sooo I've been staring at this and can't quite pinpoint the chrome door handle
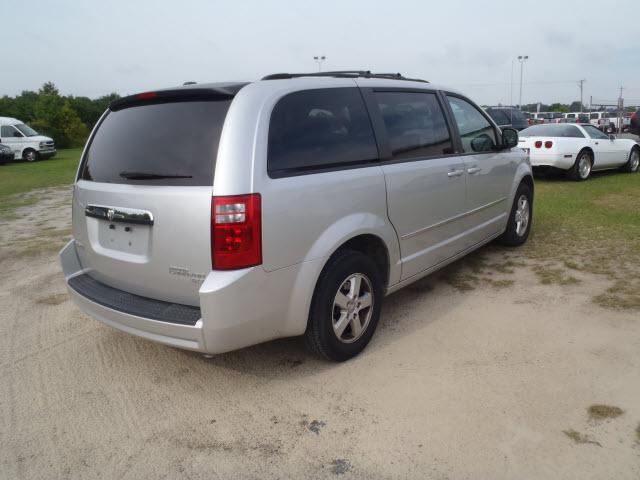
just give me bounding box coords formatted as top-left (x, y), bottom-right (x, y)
top-left (447, 169), bottom-right (464, 177)
top-left (467, 167), bottom-right (482, 174)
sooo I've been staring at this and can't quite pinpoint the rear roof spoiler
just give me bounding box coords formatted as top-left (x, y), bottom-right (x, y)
top-left (109, 84), bottom-right (247, 111)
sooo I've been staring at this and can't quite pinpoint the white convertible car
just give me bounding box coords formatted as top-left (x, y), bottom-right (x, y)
top-left (518, 123), bottom-right (640, 180)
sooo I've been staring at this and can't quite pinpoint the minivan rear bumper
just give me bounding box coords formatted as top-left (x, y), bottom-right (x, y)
top-left (60, 240), bottom-right (206, 351)
top-left (60, 240), bottom-right (321, 354)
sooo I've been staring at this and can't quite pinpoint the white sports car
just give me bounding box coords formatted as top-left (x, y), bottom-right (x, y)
top-left (518, 123), bottom-right (640, 181)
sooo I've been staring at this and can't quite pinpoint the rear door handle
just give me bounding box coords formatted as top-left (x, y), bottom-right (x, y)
top-left (467, 167), bottom-right (482, 174)
top-left (447, 169), bottom-right (464, 177)
top-left (85, 205), bottom-right (154, 226)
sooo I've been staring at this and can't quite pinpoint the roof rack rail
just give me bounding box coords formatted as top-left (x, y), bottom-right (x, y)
top-left (261, 70), bottom-right (429, 83)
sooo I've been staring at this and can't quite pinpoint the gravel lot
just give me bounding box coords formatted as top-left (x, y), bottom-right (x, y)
top-left (1, 187), bottom-right (639, 479)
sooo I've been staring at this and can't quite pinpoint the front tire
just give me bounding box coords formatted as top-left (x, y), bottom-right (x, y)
top-left (305, 250), bottom-right (383, 362)
top-left (567, 149), bottom-right (592, 181)
top-left (621, 146), bottom-right (640, 173)
top-left (497, 182), bottom-right (532, 247)
top-left (22, 149), bottom-right (38, 162)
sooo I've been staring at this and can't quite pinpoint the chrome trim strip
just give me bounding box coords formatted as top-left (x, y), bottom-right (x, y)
top-left (401, 197), bottom-right (507, 239)
top-left (85, 204), bottom-right (154, 225)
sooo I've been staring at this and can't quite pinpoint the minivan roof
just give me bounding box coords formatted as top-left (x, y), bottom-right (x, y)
top-left (109, 74), bottom-right (467, 112)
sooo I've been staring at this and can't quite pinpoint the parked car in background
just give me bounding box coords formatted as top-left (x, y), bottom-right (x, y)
top-left (531, 112), bottom-right (564, 124)
top-left (598, 112), bottom-right (630, 133)
top-left (60, 71), bottom-right (532, 361)
top-left (0, 117), bottom-right (56, 162)
top-left (564, 112), bottom-right (590, 124)
top-left (484, 107), bottom-right (528, 130)
top-left (518, 123), bottom-right (639, 181)
top-left (0, 144), bottom-right (15, 164)
top-left (630, 108), bottom-right (640, 135)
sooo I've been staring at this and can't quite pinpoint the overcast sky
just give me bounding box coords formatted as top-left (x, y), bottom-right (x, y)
top-left (3, 0), bottom-right (639, 106)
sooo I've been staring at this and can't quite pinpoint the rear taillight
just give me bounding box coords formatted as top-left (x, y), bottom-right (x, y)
top-left (534, 141), bottom-right (542, 148)
top-left (545, 141), bottom-right (553, 148)
top-left (211, 194), bottom-right (262, 270)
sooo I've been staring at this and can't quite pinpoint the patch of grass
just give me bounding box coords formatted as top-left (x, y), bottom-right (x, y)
top-left (442, 272), bottom-right (478, 291)
top-left (593, 280), bottom-right (640, 311)
top-left (0, 149), bottom-right (81, 202)
top-left (36, 293), bottom-right (68, 305)
top-left (39, 227), bottom-right (73, 238)
top-left (0, 195), bottom-right (39, 220)
top-left (533, 266), bottom-right (581, 286)
top-left (484, 278), bottom-right (515, 288)
top-left (563, 429), bottom-right (601, 447)
top-left (587, 404), bottom-right (624, 420)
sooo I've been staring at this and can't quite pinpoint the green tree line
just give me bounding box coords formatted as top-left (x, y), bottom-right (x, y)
top-left (0, 82), bottom-right (119, 148)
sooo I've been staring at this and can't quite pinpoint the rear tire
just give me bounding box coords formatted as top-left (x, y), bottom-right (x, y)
top-left (621, 146), bottom-right (640, 173)
top-left (567, 149), bottom-right (592, 181)
top-left (304, 250), bottom-right (383, 362)
top-left (497, 182), bottom-right (532, 247)
top-left (22, 149), bottom-right (38, 162)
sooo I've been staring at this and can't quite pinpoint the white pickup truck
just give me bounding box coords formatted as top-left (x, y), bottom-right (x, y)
top-left (0, 117), bottom-right (56, 161)
top-left (589, 111), bottom-right (630, 133)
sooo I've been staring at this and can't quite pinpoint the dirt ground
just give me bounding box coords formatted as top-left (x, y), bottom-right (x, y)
top-left (1, 187), bottom-right (639, 479)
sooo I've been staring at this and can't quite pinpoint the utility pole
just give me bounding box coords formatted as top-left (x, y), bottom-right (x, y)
top-left (313, 55), bottom-right (326, 72)
top-left (578, 79), bottom-right (586, 112)
top-left (517, 55), bottom-right (528, 108)
top-left (618, 86), bottom-right (624, 134)
top-left (510, 59), bottom-right (514, 106)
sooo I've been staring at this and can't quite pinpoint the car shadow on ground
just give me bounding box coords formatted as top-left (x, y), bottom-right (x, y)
top-left (96, 244), bottom-right (506, 381)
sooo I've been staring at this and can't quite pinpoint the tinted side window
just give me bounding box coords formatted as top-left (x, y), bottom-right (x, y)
top-left (374, 91), bottom-right (453, 160)
top-left (447, 96), bottom-right (497, 153)
top-left (267, 88), bottom-right (378, 175)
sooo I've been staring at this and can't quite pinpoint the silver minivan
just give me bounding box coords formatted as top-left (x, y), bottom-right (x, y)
top-left (60, 71), bottom-right (533, 361)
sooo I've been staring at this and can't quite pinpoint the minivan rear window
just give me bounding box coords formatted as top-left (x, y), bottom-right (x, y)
top-left (80, 100), bottom-right (231, 186)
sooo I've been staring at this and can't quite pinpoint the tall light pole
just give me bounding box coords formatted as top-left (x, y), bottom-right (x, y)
top-left (578, 79), bottom-right (586, 112)
top-left (510, 59), bottom-right (514, 106)
top-left (517, 55), bottom-right (528, 108)
top-left (313, 55), bottom-right (326, 72)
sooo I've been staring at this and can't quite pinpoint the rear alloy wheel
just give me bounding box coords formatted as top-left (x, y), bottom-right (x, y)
top-left (568, 150), bottom-right (592, 181)
top-left (305, 250), bottom-right (383, 361)
top-left (23, 149), bottom-right (38, 162)
top-left (497, 182), bottom-right (532, 247)
top-left (621, 147), bottom-right (640, 173)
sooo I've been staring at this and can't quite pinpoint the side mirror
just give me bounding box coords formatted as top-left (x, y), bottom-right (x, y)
top-left (501, 128), bottom-right (519, 149)
top-left (608, 134), bottom-right (616, 141)
top-left (13, 131), bottom-right (23, 138)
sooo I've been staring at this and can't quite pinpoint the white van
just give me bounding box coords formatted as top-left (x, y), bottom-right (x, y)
top-left (0, 117), bottom-right (56, 161)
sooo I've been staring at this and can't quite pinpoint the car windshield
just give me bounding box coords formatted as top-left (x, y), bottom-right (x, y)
top-left (581, 125), bottom-right (610, 139)
top-left (519, 124), bottom-right (584, 138)
top-left (14, 124), bottom-right (39, 137)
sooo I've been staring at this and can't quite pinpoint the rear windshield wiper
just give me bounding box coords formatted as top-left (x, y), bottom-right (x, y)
top-left (119, 171), bottom-right (193, 180)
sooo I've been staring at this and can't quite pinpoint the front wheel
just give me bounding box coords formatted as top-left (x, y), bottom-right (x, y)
top-left (305, 250), bottom-right (383, 361)
top-left (497, 182), bottom-right (532, 247)
top-left (22, 149), bottom-right (38, 162)
top-left (621, 146), bottom-right (640, 173)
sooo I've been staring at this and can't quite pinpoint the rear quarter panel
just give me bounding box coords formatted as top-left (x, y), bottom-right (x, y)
top-left (218, 80), bottom-right (401, 285)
